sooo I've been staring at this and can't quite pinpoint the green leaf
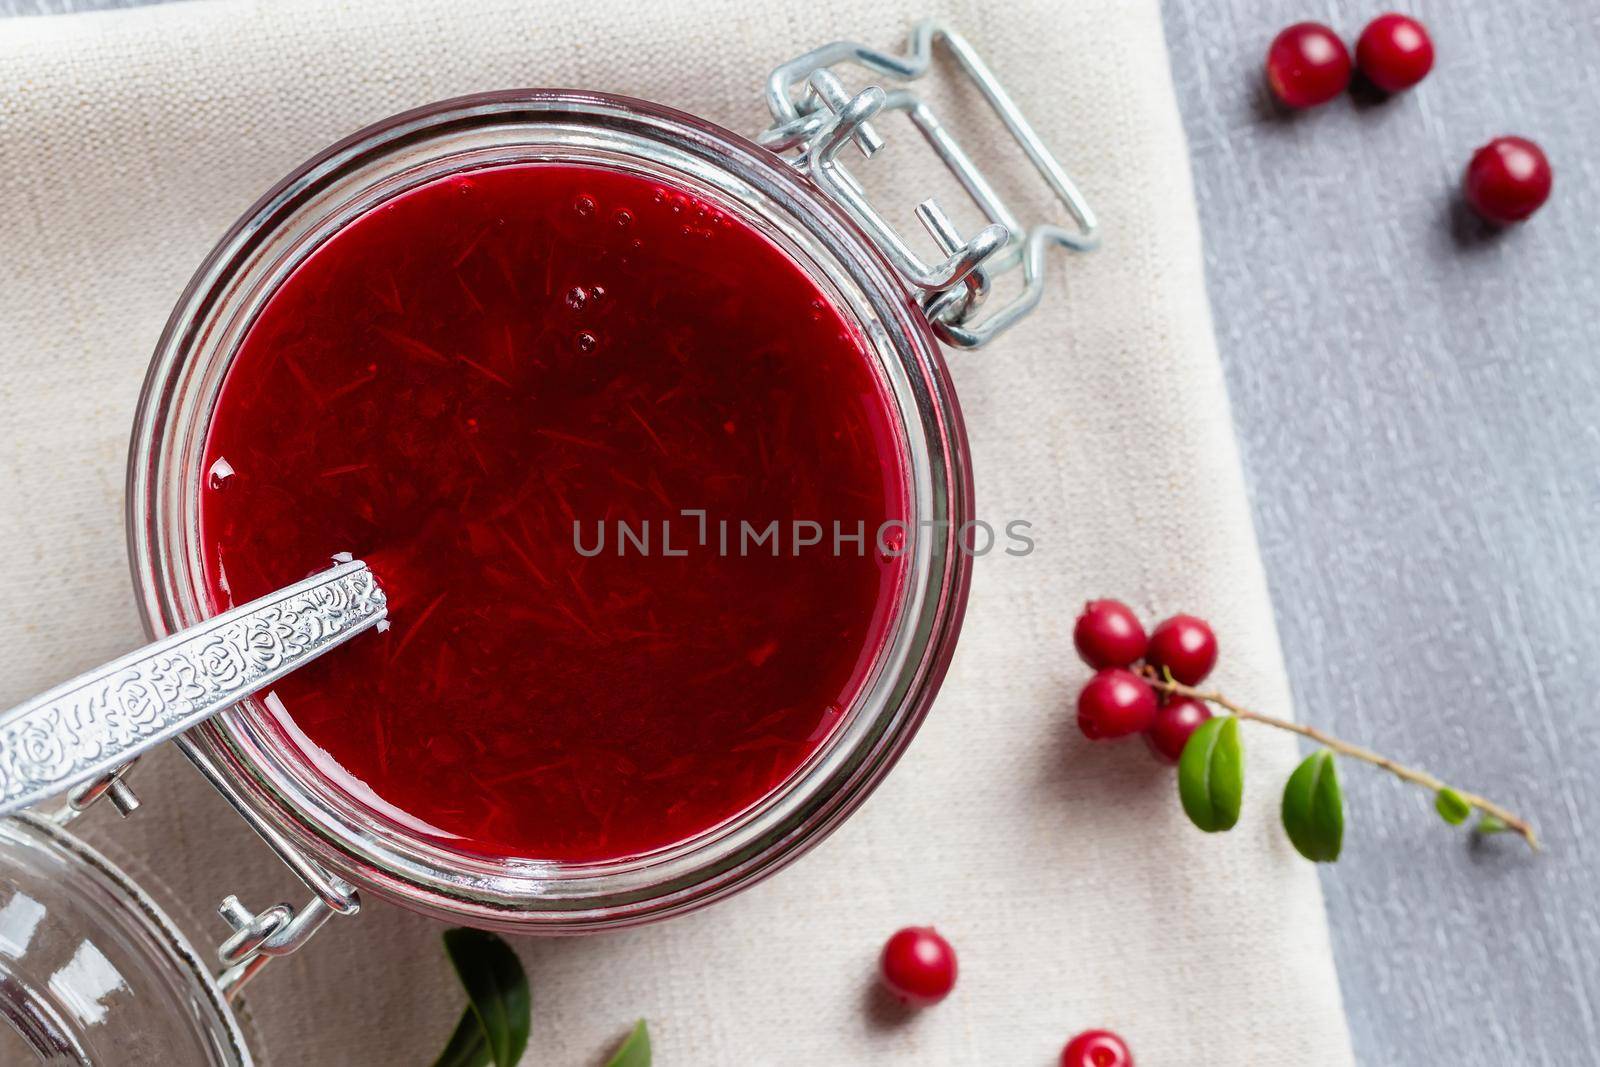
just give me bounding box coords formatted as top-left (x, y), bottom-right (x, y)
top-left (1475, 814), bottom-right (1510, 835)
top-left (1178, 715), bottom-right (1243, 833)
top-left (442, 928), bottom-right (530, 1067)
top-left (432, 1008), bottom-right (492, 1067)
top-left (605, 1020), bottom-right (652, 1067)
top-left (1281, 750), bottom-right (1344, 862)
top-left (1435, 787), bottom-right (1472, 826)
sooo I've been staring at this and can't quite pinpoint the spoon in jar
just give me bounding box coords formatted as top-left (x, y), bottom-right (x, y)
top-left (0, 558), bottom-right (387, 818)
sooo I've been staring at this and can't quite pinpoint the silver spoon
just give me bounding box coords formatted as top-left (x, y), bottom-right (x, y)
top-left (0, 559), bottom-right (387, 817)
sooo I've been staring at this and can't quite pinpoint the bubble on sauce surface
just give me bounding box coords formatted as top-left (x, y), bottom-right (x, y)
top-left (207, 456), bottom-right (235, 489)
top-left (878, 525), bottom-right (908, 562)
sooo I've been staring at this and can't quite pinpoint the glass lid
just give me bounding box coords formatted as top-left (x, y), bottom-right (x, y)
top-left (0, 814), bottom-right (251, 1066)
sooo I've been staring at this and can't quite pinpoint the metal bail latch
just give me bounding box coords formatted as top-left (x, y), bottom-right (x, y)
top-left (179, 735), bottom-right (363, 999)
top-left (758, 19), bottom-right (1099, 349)
top-left (45, 742), bottom-right (360, 1000)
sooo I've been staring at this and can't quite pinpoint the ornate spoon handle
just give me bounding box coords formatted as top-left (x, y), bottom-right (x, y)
top-left (0, 560), bottom-right (387, 817)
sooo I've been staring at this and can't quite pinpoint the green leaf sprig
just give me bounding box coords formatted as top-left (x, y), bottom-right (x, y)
top-left (1281, 750), bottom-right (1343, 862)
top-left (605, 1020), bottom-right (653, 1067)
top-left (434, 929), bottom-right (531, 1067)
top-left (431, 930), bottom-right (653, 1067)
top-left (1144, 668), bottom-right (1539, 857)
top-left (1178, 716), bottom-right (1243, 832)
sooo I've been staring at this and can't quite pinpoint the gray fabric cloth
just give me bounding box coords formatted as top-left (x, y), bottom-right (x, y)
top-left (0, 0), bottom-right (1353, 1061)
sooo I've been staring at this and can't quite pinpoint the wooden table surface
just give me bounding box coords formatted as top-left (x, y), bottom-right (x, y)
top-left (4, 1), bottom-right (1597, 1063)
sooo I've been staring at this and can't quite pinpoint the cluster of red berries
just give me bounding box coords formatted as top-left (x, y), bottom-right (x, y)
top-left (878, 927), bottom-right (1134, 1065)
top-left (1267, 15), bottom-right (1432, 108)
top-left (1073, 601), bottom-right (1217, 763)
top-left (1265, 14), bottom-right (1552, 225)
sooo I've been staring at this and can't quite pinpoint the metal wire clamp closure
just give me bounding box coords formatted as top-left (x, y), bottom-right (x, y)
top-left (759, 19), bottom-right (1100, 349)
top-left (29, 561), bottom-right (380, 998)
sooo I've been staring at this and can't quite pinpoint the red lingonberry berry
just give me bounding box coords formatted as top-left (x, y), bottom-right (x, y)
top-left (1146, 615), bottom-right (1218, 686)
top-left (1266, 23), bottom-right (1351, 109)
top-left (1061, 1029), bottom-right (1135, 1067)
top-left (1463, 136), bottom-right (1552, 224)
top-left (1077, 669), bottom-right (1158, 740)
top-left (1073, 599), bottom-right (1147, 669)
top-left (1355, 13), bottom-right (1434, 93)
top-left (1144, 697), bottom-right (1213, 764)
top-left (879, 927), bottom-right (957, 1007)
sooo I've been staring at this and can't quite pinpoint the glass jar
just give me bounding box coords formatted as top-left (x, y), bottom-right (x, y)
top-left (0, 814), bottom-right (252, 1065)
top-left (0, 21), bottom-right (1098, 1062)
top-left (116, 19), bottom-right (1095, 956)
top-left (127, 89), bottom-right (972, 932)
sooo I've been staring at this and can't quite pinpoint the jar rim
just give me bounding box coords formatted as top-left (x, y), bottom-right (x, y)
top-left (127, 89), bottom-right (972, 930)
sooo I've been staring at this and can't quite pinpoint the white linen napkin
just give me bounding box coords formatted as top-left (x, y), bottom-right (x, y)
top-left (0, 0), bottom-right (1354, 1062)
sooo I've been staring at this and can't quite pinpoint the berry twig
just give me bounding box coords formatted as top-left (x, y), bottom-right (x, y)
top-left (1139, 667), bottom-right (1540, 852)
top-left (1074, 600), bottom-right (1539, 861)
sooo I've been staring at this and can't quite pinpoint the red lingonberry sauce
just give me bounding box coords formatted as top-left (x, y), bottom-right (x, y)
top-left (199, 163), bottom-right (909, 862)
